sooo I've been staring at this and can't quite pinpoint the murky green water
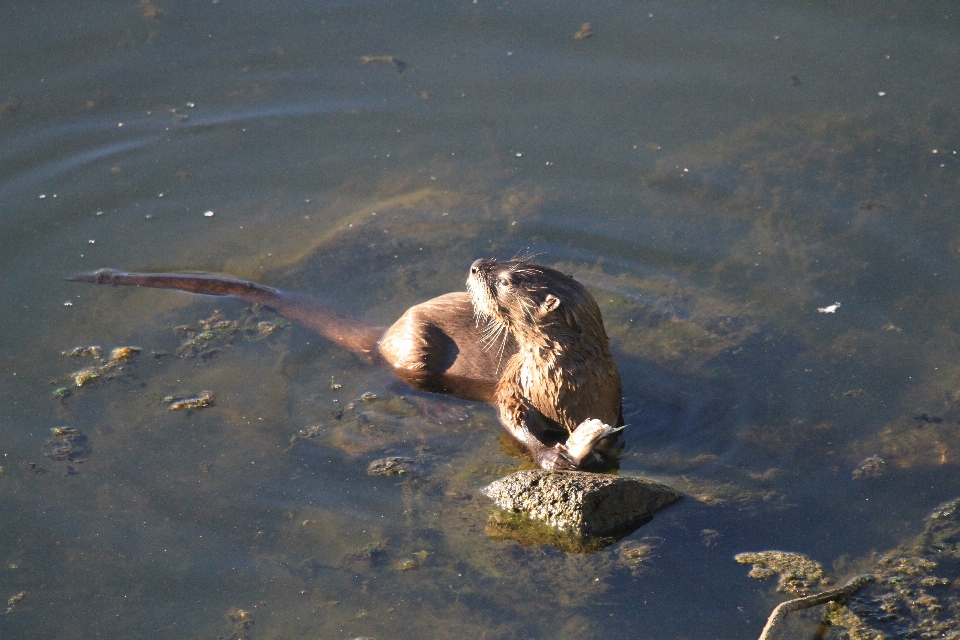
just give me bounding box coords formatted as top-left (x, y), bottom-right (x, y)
top-left (2, 1), bottom-right (960, 638)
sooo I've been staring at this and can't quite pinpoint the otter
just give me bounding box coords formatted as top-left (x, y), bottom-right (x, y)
top-left (68, 259), bottom-right (623, 469)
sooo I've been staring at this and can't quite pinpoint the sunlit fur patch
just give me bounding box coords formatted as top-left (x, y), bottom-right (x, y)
top-left (468, 258), bottom-right (601, 343)
top-left (466, 260), bottom-right (513, 372)
top-left (468, 256), bottom-right (622, 446)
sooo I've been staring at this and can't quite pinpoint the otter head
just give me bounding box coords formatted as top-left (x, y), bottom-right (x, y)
top-left (466, 258), bottom-right (602, 345)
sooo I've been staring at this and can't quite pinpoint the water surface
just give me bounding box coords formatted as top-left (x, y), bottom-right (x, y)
top-left (2, 1), bottom-right (959, 638)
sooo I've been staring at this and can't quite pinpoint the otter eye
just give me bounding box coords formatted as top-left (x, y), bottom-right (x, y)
top-left (497, 274), bottom-right (511, 288)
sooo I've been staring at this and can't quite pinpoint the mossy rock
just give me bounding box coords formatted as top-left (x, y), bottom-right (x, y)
top-left (482, 470), bottom-right (681, 545)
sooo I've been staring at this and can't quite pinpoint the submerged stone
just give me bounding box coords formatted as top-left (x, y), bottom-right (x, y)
top-left (482, 470), bottom-right (680, 539)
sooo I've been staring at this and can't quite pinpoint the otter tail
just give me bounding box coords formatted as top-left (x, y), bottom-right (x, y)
top-left (67, 268), bottom-right (387, 361)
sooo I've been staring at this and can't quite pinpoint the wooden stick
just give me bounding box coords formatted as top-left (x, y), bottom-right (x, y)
top-left (757, 574), bottom-right (874, 640)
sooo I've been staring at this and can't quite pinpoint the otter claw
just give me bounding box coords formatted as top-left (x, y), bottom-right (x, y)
top-left (536, 446), bottom-right (577, 470)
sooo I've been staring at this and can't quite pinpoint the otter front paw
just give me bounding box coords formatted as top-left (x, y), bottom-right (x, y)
top-left (535, 445), bottom-right (577, 470)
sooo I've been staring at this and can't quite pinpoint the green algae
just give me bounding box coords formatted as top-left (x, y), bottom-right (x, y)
top-left (803, 498), bottom-right (960, 639)
top-left (736, 550), bottom-right (827, 596)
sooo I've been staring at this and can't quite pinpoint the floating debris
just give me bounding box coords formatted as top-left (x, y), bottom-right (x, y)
top-left (852, 455), bottom-right (886, 479)
top-left (367, 456), bottom-right (416, 476)
top-left (345, 540), bottom-right (389, 566)
top-left (62, 346), bottom-right (102, 358)
top-left (108, 346), bottom-right (139, 362)
top-left (394, 550), bottom-right (428, 571)
top-left (822, 497), bottom-right (960, 638)
top-left (617, 539), bottom-right (658, 576)
top-left (842, 389), bottom-right (866, 398)
top-left (42, 427), bottom-right (90, 465)
top-left (69, 367), bottom-right (100, 386)
top-left (175, 309), bottom-right (286, 358)
top-left (734, 551), bottom-right (826, 595)
top-left (360, 55), bottom-right (407, 73)
top-left (163, 390), bottom-right (214, 410)
top-left (4, 591), bottom-right (25, 614)
top-left (21, 462), bottom-right (46, 474)
top-left (285, 424), bottom-right (324, 451)
top-left (61, 346), bottom-right (141, 388)
top-left (359, 391), bottom-right (378, 403)
top-left (758, 574), bottom-right (873, 640)
top-left (701, 529), bottom-right (721, 547)
top-left (817, 302), bottom-right (841, 314)
top-left (573, 23), bottom-right (594, 40)
top-left (253, 320), bottom-right (280, 337)
top-left (222, 606), bottom-right (254, 637)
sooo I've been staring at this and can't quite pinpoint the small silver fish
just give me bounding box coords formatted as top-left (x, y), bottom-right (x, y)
top-left (562, 418), bottom-right (625, 465)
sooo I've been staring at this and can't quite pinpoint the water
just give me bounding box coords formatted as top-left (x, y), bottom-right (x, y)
top-left (2, 1), bottom-right (959, 637)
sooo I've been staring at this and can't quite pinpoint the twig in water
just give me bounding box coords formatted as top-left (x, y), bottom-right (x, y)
top-left (757, 574), bottom-right (874, 640)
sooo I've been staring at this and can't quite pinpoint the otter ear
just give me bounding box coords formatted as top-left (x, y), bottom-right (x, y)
top-left (541, 294), bottom-right (580, 331)
top-left (541, 294), bottom-right (561, 314)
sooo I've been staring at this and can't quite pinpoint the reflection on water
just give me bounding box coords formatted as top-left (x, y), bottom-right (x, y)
top-left (2, 0), bottom-right (959, 638)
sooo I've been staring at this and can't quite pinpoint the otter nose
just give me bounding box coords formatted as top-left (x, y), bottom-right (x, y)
top-left (469, 259), bottom-right (484, 276)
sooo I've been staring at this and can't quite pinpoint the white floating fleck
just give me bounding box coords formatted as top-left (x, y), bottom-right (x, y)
top-left (515, 152), bottom-right (522, 157)
top-left (39, 194), bottom-right (46, 199)
top-left (877, 91), bottom-right (886, 97)
top-left (64, 301), bottom-right (73, 306)
top-left (204, 211), bottom-right (215, 217)
top-left (88, 239), bottom-right (95, 244)
top-left (818, 302), bottom-right (841, 314)
top-left (186, 102), bottom-right (195, 108)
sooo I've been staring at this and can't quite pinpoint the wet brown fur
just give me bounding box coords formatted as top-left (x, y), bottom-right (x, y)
top-left (69, 260), bottom-right (622, 469)
top-left (467, 259), bottom-right (622, 468)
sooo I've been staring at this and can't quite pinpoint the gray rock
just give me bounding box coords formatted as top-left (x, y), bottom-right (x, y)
top-left (482, 470), bottom-right (681, 537)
